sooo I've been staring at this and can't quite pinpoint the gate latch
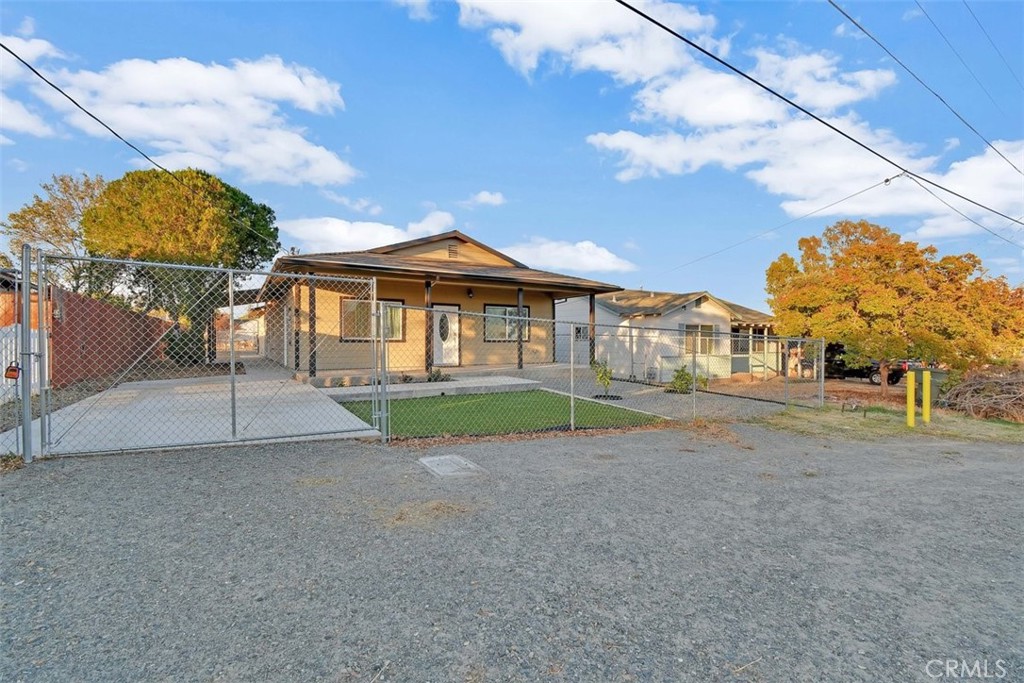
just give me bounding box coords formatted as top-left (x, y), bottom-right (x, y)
top-left (4, 362), bottom-right (20, 380)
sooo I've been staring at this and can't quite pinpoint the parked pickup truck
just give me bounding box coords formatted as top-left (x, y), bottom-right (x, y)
top-left (824, 344), bottom-right (906, 385)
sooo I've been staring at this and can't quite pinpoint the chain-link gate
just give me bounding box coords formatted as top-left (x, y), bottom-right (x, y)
top-left (358, 305), bottom-right (824, 442)
top-left (5, 252), bottom-right (380, 457)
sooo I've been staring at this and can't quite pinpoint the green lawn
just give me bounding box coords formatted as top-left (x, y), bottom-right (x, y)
top-left (342, 389), bottom-right (663, 438)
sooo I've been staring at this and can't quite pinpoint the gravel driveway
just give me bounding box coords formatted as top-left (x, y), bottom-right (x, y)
top-left (2, 427), bottom-right (1021, 682)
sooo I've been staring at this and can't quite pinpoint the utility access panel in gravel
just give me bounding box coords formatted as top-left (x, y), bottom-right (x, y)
top-left (418, 455), bottom-right (485, 477)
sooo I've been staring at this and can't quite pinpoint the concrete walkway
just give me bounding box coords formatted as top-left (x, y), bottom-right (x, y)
top-left (9, 356), bottom-right (378, 457)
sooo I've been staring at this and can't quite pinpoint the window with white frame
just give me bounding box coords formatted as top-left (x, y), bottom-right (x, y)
top-left (681, 323), bottom-right (716, 355)
top-left (484, 304), bottom-right (530, 342)
top-left (340, 299), bottom-right (404, 341)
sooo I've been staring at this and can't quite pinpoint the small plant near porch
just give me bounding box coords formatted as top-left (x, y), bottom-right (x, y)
top-left (591, 359), bottom-right (622, 400)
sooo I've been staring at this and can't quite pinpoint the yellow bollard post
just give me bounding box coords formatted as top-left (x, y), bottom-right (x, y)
top-left (922, 369), bottom-right (931, 424)
top-left (906, 370), bottom-right (916, 428)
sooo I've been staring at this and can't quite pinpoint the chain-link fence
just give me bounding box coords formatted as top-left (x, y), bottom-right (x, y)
top-left (2, 254), bottom-right (379, 456)
top-left (324, 305), bottom-right (824, 442)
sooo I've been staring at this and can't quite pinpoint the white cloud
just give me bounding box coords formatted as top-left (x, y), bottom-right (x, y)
top-left (501, 237), bottom-right (636, 273)
top-left (4, 35), bottom-right (358, 185)
top-left (457, 0), bottom-right (721, 83)
top-left (902, 8), bottom-right (923, 21)
top-left (7, 157), bottom-right (28, 172)
top-left (750, 48), bottom-right (896, 112)
top-left (321, 191), bottom-right (383, 216)
top-left (943, 137), bottom-right (961, 153)
top-left (17, 17), bottom-right (36, 37)
top-left (833, 23), bottom-right (864, 40)
top-left (394, 0), bottom-right (433, 21)
top-left (277, 210), bottom-right (454, 254)
top-left (459, 190), bottom-right (506, 207)
top-left (0, 92), bottom-right (55, 137)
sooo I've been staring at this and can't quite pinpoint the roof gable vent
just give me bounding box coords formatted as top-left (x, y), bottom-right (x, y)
top-left (448, 243), bottom-right (459, 259)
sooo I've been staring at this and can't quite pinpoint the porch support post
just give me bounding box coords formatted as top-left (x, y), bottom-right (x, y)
top-left (516, 287), bottom-right (524, 370)
top-left (588, 293), bottom-right (596, 365)
top-left (307, 274), bottom-right (316, 378)
top-left (424, 281), bottom-right (433, 374)
top-left (293, 283), bottom-right (301, 371)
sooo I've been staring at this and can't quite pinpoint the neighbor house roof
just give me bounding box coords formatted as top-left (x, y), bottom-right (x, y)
top-left (270, 230), bottom-right (621, 296)
top-left (597, 289), bottom-right (773, 326)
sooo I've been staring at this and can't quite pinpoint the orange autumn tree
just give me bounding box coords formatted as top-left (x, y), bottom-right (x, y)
top-left (766, 220), bottom-right (1024, 391)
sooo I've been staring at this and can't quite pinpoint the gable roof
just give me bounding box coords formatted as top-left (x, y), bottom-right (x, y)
top-left (596, 289), bottom-right (773, 325)
top-left (364, 230), bottom-right (529, 268)
top-left (271, 230), bottom-right (621, 296)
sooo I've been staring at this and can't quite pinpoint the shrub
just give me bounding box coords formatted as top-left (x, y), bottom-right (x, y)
top-left (665, 366), bottom-right (708, 393)
top-left (426, 368), bottom-right (451, 383)
top-left (666, 365), bottom-right (694, 393)
top-left (166, 329), bottom-right (206, 366)
top-left (591, 359), bottom-right (613, 396)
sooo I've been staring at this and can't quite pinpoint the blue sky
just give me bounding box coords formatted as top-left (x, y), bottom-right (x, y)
top-left (1, 1), bottom-right (1022, 310)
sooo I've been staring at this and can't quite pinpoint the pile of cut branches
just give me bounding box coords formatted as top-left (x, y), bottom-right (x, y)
top-left (944, 367), bottom-right (1024, 423)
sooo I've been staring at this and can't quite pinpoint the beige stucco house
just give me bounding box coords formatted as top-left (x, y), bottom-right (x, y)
top-left (261, 231), bottom-right (620, 377)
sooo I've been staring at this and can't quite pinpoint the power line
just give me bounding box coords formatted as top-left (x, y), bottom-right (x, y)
top-left (0, 41), bottom-right (281, 255)
top-left (643, 173), bottom-right (905, 283)
top-left (613, 0), bottom-right (1023, 228)
top-left (913, 0), bottom-right (1005, 117)
top-left (962, 1), bottom-right (1024, 92)
top-left (829, 0), bottom-right (1022, 176)
top-left (906, 175), bottom-right (1023, 248)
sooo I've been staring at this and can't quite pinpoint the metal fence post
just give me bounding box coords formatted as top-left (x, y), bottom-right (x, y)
top-left (784, 339), bottom-right (790, 408)
top-left (691, 336), bottom-right (697, 421)
top-left (379, 301), bottom-right (390, 443)
top-left (228, 272), bottom-right (237, 439)
top-left (36, 250), bottom-right (48, 455)
top-left (20, 244), bottom-right (33, 464)
top-left (569, 326), bottom-right (576, 430)
top-left (818, 339), bottom-right (825, 407)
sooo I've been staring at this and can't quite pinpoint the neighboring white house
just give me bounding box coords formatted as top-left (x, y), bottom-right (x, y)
top-left (556, 289), bottom-right (779, 382)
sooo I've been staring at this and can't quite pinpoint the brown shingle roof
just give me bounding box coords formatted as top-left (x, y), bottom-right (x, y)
top-left (273, 252), bottom-right (621, 295)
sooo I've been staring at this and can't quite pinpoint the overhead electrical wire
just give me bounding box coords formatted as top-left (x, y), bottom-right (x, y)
top-left (905, 176), bottom-right (1024, 248)
top-left (0, 41), bottom-right (281, 254)
top-left (829, 0), bottom-right (1022, 176)
top-left (913, 0), bottom-right (1005, 116)
top-left (642, 172), bottom-right (907, 283)
top-left (612, 0), bottom-right (1024, 228)
top-left (961, 0), bottom-right (1024, 92)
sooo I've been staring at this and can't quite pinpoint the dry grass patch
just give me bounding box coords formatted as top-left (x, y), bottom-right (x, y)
top-left (0, 454), bottom-right (25, 474)
top-left (383, 499), bottom-right (471, 528)
top-left (682, 418), bottom-right (754, 450)
top-left (753, 406), bottom-right (1024, 444)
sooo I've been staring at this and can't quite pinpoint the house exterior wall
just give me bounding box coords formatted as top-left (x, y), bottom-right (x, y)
top-left (388, 238), bottom-right (511, 266)
top-left (280, 277), bottom-right (557, 373)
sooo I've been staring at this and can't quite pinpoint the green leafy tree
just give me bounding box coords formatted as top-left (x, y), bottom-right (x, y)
top-left (1, 173), bottom-right (122, 295)
top-left (82, 168), bottom-right (280, 362)
top-left (82, 168), bottom-right (278, 269)
top-left (766, 220), bottom-right (1024, 391)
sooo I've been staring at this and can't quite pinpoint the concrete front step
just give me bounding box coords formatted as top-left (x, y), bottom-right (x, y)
top-left (322, 376), bottom-right (540, 402)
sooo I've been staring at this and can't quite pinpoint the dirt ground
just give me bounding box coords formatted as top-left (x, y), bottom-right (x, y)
top-left (2, 424), bottom-right (1020, 682)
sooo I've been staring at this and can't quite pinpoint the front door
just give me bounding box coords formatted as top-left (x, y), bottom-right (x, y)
top-left (432, 304), bottom-right (460, 366)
